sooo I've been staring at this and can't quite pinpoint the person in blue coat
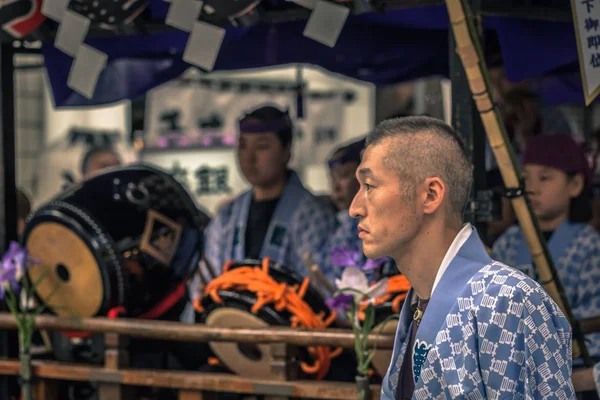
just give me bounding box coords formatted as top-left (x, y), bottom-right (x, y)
top-left (349, 116), bottom-right (574, 399)
top-left (203, 104), bottom-right (338, 289)
top-left (492, 134), bottom-right (600, 365)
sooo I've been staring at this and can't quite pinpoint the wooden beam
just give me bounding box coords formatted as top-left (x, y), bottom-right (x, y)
top-left (0, 313), bottom-right (395, 349)
top-left (0, 359), bottom-right (381, 399)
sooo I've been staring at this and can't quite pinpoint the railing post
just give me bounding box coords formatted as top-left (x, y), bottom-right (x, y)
top-left (34, 379), bottom-right (58, 400)
top-left (264, 343), bottom-right (297, 400)
top-left (98, 333), bottom-right (130, 400)
top-left (179, 390), bottom-right (205, 400)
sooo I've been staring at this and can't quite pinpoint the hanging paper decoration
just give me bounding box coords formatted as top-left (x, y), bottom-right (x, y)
top-left (41, 0), bottom-right (148, 99)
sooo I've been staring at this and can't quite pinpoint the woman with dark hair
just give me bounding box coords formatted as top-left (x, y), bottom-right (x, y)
top-left (492, 135), bottom-right (600, 387)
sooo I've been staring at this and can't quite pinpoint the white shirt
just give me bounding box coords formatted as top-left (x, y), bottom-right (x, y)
top-left (431, 223), bottom-right (473, 295)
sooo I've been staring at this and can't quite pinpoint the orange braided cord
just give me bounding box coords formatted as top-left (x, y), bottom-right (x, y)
top-left (199, 258), bottom-right (340, 380)
top-left (358, 274), bottom-right (411, 321)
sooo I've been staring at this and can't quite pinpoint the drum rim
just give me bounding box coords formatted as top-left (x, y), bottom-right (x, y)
top-left (198, 290), bottom-right (289, 326)
top-left (227, 259), bottom-right (331, 317)
top-left (24, 201), bottom-right (126, 316)
top-left (79, 163), bottom-right (210, 232)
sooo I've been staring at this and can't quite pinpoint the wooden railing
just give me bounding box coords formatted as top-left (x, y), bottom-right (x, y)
top-left (0, 313), bottom-right (394, 400)
top-left (0, 313), bottom-right (597, 400)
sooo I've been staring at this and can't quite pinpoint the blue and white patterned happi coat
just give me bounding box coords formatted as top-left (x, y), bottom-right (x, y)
top-left (203, 171), bottom-right (338, 289)
top-left (381, 227), bottom-right (574, 400)
top-left (492, 221), bottom-right (600, 361)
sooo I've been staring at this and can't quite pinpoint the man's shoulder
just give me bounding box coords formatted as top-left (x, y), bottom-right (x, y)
top-left (211, 193), bottom-right (246, 225)
top-left (465, 262), bottom-right (558, 307)
top-left (295, 190), bottom-right (336, 218)
top-left (465, 262), bottom-right (569, 326)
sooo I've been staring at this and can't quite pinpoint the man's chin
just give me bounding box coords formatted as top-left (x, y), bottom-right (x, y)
top-left (362, 246), bottom-right (383, 261)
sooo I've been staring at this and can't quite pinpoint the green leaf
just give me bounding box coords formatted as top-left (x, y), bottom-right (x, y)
top-left (31, 267), bottom-right (50, 291)
top-left (364, 348), bottom-right (377, 365)
top-left (368, 313), bottom-right (399, 356)
top-left (350, 302), bottom-right (363, 365)
top-left (362, 306), bottom-right (375, 338)
top-left (5, 287), bottom-right (24, 332)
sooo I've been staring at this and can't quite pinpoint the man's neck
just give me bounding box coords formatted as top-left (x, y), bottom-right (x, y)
top-left (253, 173), bottom-right (288, 201)
top-left (392, 220), bottom-right (461, 300)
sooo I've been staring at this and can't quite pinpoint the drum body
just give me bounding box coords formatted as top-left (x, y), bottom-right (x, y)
top-left (362, 271), bottom-right (410, 380)
top-left (369, 302), bottom-right (400, 379)
top-left (196, 259), bottom-right (338, 380)
top-left (23, 164), bottom-right (209, 319)
top-left (68, 0), bottom-right (147, 30)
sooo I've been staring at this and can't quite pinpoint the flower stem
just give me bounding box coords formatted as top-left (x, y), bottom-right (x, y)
top-left (18, 320), bottom-right (33, 400)
top-left (355, 374), bottom-right (371, 400)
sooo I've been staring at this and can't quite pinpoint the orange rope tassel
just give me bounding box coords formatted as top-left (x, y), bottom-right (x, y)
top-left (198, 257), bottom-right (341, 380)
top-left (358, 274), bottom-right (411, 321)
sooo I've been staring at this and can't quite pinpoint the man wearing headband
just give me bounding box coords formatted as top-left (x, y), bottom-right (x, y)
top-left (203, 105), bottom-right (337, 288)
top-left (328, 138), bottom-right (365, 212)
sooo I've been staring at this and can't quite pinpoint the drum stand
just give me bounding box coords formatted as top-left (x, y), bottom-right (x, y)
top-left (302, 253), bottom-right (335, 298)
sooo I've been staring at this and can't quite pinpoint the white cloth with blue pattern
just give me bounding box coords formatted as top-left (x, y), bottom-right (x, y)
top-left (381, 225), bottom-right (574, 400)
top-left (203, 171), bottom-right (337, 291)
top-left (492, 221), bottom-right (600, 361)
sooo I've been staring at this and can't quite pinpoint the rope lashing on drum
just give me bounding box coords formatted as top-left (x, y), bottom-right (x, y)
top-left (357, 275), bottom-right (411, 322)
top-left (193, 258), bottom-right (343, 380)
top-left (59, 282), bottom-right (187, 339)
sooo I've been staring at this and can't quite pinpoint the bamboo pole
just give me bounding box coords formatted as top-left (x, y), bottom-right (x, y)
top-left (445, 0), bottom-right (591, 366)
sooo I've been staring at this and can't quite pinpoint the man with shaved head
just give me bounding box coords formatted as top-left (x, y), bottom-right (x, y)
top-left (350, 116), bottom-right (574, 399)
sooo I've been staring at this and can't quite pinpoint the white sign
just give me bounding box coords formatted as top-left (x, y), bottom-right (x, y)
top-left (144, 81), bottom-right (295, 151)
top-left (572, 0), bottom-right (600, 105)
top-left (144, 82), bottom-right (346, 214)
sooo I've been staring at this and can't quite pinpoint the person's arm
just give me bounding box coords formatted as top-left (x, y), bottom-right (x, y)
top-left (202, 205), bottom-right (230, 279)
top-left (292, 199), bottom-right (338, 296)
top-left (574, 232), bottom-right (600, 319)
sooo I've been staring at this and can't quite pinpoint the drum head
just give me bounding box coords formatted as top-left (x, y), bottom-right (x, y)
top-left (26, 222), bottom-right (103, 318)
top-left (205, 308), bottom-right (277, 379)
top-left (370, 318), bottom-right (398, 378)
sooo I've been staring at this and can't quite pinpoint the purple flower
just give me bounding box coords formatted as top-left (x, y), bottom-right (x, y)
top-left (330, 246), bottom-right (387, 271)
top-left (0, 242), bottom-right (31, 300)
top-left (326, 293), bottom-right (354, 313)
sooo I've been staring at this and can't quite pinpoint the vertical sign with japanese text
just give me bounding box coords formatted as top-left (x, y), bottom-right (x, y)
top-left (572, 0), bottom-right (600, 105)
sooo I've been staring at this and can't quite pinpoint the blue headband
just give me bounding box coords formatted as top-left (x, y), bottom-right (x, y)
top-left (238, 112), bottom-right (292, 134)
top-left (328, 138), bottom-right (366, 170)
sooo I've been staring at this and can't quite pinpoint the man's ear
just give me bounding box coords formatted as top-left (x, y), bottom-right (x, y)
top-left (422, 177), bottom-right (445, 215)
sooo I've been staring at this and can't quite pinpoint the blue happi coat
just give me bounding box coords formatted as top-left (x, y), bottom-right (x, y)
top-left (492, 221), bottom-right (600, 361)
top-left (203, 171), bottom-right (338, 285)
top-left (381, 226), bottom-right (574, 400)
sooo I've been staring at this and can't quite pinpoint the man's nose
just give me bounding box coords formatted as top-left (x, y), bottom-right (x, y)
top-left (349, 191), bottom-right (364, 219)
